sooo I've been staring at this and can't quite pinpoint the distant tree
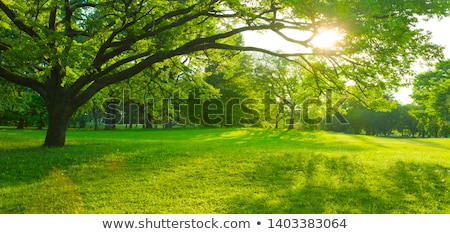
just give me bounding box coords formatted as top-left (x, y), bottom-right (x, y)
top-left (250, 55), bottom-right (318, 129)
top-left (394, 104), bottom-right (419, 137)
top-left (0, 80), bottom-right (25, 127)
top-left (0, 80), bottom-right (46, 129)
top-left (345, 99), bottom-right (367, 134)
top-left (412, 60), bottom-right (450, 137)
top-left (345, 97), bottom-right (401, 136)
top-left (204, 55), bottom-right (251, 127)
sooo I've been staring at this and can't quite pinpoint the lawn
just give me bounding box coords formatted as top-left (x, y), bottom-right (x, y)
top-left (0, 128), bottom-right (449, 214)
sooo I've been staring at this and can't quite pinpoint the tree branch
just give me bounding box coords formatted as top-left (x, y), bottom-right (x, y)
top-left (0, 1), bottom-right (40, 38)
top-left (196, 43), bottom-right (315, 58)
top-left (93, 44), bottom-right (133, 70)
top-left (271, 28), bottom-right (312, 47)
top-left (0, 41), bottom-right (11, 50)
top-left (63, 0), bottom-right (73, 33)
top-left (0, 66), bottom-right (46, 96)
top-left (108, 8), bottom-right (207, 51)
top-left (205, 11), bottom-right (238, 18)
top-left (95, 52), bottom-right (150, 78)
top-left (68, 51), bottom-right (150, 99)
top-left (48, 4), bottom-right (57, 30)
top-left (142, 4), bottom-right (198, 31)
top-left (92, 6), bottom-right (157, 69)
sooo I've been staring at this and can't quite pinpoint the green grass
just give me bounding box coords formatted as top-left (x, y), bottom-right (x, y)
top-left (0, 128), bottom-right (449, 214)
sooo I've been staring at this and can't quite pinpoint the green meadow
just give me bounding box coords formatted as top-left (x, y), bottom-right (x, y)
top-left (0, 128), bottom-right (449, 214)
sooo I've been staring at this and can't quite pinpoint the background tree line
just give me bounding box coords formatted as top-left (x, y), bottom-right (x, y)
top-left (1, 53), bottom-right (448, 138)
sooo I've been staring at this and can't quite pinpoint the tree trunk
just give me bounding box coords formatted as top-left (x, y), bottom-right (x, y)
top-left (92, 102), bottom-right (99, 131)
top-left (17, 117), bottom-right (25, 129)
top-left (128, 115), bottom-right (133, 129)
top-left (288, 105), bottom-right (295, 130)
top-left (288, 118), bottom-right (294, 129)
top-left (145, 112), bottom-right (153, 129)
top-left (43, 100), bottom-right (74, 147)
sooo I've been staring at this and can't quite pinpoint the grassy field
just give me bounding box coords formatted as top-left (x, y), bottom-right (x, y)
top-left (0, 128), bottom-right (449, 214)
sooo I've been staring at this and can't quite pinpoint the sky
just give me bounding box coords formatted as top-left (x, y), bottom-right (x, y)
top-left (243, 17), bottom-right (450, 104)
top-left (417, 17), bottom-right (450, 59)
top-left (394, 17), bottom-right (450, 104)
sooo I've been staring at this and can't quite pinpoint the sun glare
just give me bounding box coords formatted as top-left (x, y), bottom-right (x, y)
top-left (311, 29), bottom-right (343, 49)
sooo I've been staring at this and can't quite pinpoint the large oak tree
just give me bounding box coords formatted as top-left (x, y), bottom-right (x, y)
top-left (0, 0), bottom-right (448, 146)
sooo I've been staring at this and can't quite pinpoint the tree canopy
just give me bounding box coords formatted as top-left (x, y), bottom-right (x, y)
top-left (0, 0), bottom-right (449, 146)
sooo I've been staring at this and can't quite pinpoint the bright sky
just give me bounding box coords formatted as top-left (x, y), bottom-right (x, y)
top-left (395, 17), bottom-right (450, 104)
top-left (243, 17), bottom-right (450, 104)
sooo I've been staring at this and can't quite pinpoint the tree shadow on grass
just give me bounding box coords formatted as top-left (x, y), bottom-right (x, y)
top-left (0, 144), bottom-right (111, 188)
top-left (0, 137), bottom-right (195, 189)
top-left (0, 139), bottom-right (210, 213)
top-left (227, 154), bottom-right (450, 214)
top-left (386, 162), bottom-right (450, 213)
top-left (0, 142), bottom-right (126, 213)
top-left (194, 129), bottom-right (366, 153)
top-left (406, 139), bottom-right (450, 150)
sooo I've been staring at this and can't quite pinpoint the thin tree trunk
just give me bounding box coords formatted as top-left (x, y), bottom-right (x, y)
top-left (288, 105), bottom-right (295, 130)
top-left (17, 117), bottom-right (25, 129)
top-left (93, 102), bottom-right (99, 131)
top-left (145, 112), bottom-right (153, 129)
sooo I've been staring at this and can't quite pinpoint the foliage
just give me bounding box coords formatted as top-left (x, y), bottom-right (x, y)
top-left (249, 55), bottom-right (318, 129)
top-left (343, 99), bottom-right (421, 137)
top-left (0, 80), bottom-right (46, 128)
top-left (412, 60), bottom-right (450, 137)
top-left (393, 104), bottom-right (419, 137)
